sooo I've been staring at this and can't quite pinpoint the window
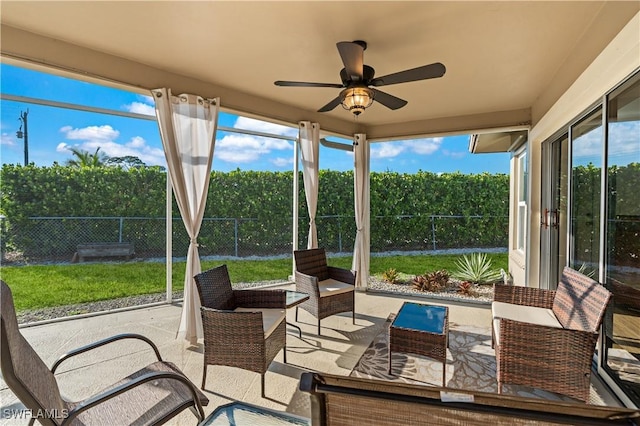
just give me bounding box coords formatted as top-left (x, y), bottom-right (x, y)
top-left (515, 149), bottom-right (528, 252)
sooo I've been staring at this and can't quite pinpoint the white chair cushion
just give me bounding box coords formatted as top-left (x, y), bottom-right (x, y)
top-left (318, 279), bottom-right (353, 297)
top-left (492, 301), bottom-right (562, 346)
top-left (234, 308), bottom-right (286, 338)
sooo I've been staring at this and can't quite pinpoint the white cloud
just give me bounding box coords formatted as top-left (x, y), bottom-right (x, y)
top-left (1, 133), bottom-right (16, 147)
top-left (403, 137), bottom-right (443, 155)
top-left (61, 125), bottom-right (120, 142)
top-left (234, 116), bottom-right (298, 137)
top-left (128, 136), bottom-right (146, 148)
top-left (371, 143), bottom-right (405, 159)
top-left (215, 133), bottom-right (293, 164)
top-left (442, 149), bottom-right (467, 159)
top-left (271, 157), bottom-right (293, 167)
top-left (123, 101), bottom-right (155, 116)
top-left (57, 125), bottom-right (165, 166)
top-left (609, 122), bottom-right (640, 157)
top-left (371, 137), bottom-right (443, 159)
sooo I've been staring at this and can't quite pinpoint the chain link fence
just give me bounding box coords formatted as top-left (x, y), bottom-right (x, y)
top-left (0, 214), bottom-right (508, 264)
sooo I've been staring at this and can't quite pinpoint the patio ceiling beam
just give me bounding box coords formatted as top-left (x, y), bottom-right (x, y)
top-left (365, 108), bottom-right (531, 142)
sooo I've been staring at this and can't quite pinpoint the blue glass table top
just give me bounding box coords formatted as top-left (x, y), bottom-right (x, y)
top-left (391, 302), bottom-right (447, 334)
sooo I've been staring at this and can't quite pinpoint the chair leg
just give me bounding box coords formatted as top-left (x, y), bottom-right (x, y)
top-left (497, 382), bottom-right (503, 394)
top-left (317, 318), bottom-right (321, 335)
top-left (295, 307), bottom-right (299, 322)
top-left (201, 363), bottom-right (207, 390)
top-left (283, 345), bottom-right (287, 364)
top-left (261, 374), bottom-right (266, 398)
top-left (352, 309), bottom-right (356, 325)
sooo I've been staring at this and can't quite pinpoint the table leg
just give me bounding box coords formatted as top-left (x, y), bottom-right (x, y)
top-left (442, 360), bottom-right (446, 387)
top-left (287, 321), bottom-right (303, 338)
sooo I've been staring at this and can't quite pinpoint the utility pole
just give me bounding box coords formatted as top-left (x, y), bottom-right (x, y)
top-left (16, 110), bottom-right (29, 165)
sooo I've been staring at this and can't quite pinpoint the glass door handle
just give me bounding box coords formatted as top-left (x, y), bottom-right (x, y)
top-left (541, 208), bottom-right (549, 229)
top-left (551, 209), bottom-right (560, 229)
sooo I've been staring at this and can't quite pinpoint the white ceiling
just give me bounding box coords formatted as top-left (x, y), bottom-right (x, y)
top-left (1, 1), bottom-right (638, 140)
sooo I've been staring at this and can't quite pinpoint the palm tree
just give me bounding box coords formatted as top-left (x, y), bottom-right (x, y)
top-left (65, 147), bottom-right (109, 168)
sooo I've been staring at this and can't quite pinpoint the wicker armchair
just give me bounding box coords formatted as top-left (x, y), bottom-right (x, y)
top-left (293, 248), bottom-right (356, 335)
top-left (299, 372), bottom-right (639, 425)
top-left (193, 264), bottom-right (287, 398)
top-left (0, 281), bottom-right (208, 426)
top-left (492, 266), bottom-right (612, 402)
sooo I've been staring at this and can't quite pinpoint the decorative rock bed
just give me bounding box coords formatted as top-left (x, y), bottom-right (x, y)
top-left (16, 278), bottom-right (492, 324)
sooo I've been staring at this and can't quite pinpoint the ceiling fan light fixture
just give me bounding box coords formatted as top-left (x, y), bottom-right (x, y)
top-left (340, 86), bottom-right (374, 116)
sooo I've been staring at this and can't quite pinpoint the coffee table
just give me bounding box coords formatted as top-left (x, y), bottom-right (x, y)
top-left (388, 302), bottom-right (449, 386)
top-left (199, 401), bottom-right (309, 425)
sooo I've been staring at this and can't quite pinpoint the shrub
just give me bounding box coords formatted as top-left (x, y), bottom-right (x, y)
top-left (382, 268), bottom-right (399, 284)
top-left (412, 269), bottom-right (449, 292)
top-left (452, 252), bottom-right (502, 285)
top-left (457, 281), bottom-right (476, 296)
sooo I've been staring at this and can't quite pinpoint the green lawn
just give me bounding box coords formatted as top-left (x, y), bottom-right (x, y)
top-left (1, 252), bottom-right (507, 312)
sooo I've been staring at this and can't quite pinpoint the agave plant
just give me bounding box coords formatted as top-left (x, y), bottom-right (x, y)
top-left (452, 253), bottom-right (502, 285)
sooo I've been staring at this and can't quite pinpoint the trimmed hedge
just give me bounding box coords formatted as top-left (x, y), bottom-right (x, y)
top-left (0, 164), bottom-right (510, 260)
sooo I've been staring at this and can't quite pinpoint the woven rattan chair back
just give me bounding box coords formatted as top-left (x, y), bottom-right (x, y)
top-left (294, 248), bottom-right (329, 281)
top-left (0, 281), bottom-right (67, 426)
top-left (300, 372), bottom-right (640, 425)
top-left (194, 264), bottom-right (236, 310)
top-left (552, 266), bottom-right (611, 332)
top-left (293, 248), bottom-right (356, 335)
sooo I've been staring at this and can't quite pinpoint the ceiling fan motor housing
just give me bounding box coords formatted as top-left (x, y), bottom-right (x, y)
top-left (340, 65), bottom-right (376, 85)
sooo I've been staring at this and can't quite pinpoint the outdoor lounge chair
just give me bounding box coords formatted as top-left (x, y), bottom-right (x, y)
top-left (0, 280), bottom-right (208, 426)
top-left (299, 372), bottom-right (639, 425)
top-left (293, 248), bottom-right (356, 335)
top-left (193, 264), bottom-right (287, 398)
top-left (492, 266), bottom-right (612, 402)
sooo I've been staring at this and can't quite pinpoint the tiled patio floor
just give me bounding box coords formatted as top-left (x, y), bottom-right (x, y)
top-left (0, 284), bottom-right (622, 425)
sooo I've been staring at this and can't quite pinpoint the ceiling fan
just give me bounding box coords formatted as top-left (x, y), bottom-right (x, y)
top-left (274, 40), bottom-right (446, 116)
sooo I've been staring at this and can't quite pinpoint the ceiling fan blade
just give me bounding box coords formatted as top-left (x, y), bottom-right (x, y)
top-left (370, 88), bottom-right (408, 110)
top-left (336, 41), bottom-right (364, 81)
top-left (318, 95), bottom-right (342, 112)
top-left (370, 62), bottom-right (446, 87)
top-left (274, 81), bottom-right (343, 88)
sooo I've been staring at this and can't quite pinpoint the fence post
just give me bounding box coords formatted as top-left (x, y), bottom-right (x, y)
top-left (431, 215), bottom-right (437, 251)
top-left (337, 216), bottom-right (343, 253)
top-left (119, 217), bottom-right (124, 243)
top-left (234, 218), bottom-right (239, 257)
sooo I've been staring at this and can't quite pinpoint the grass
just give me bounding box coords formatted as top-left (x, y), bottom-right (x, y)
top-left (1, 252), bottom-right (507, 312)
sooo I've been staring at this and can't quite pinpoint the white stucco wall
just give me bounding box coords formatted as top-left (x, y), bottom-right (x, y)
top-left (522, 12), bottom-right (640, 287)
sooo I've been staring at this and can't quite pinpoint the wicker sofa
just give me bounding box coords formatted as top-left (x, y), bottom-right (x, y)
top-left (299, 372), bottom-right (638, 425)
top-left (492, 266), bottom-right (612, 402)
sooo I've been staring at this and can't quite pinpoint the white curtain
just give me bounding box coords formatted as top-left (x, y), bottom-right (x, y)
top-left (152, 88), bottom-right (219, 345)
top-left (299, 121), bottom-right (320, 249)
top-left (352, 133), bottom-right (370, 289)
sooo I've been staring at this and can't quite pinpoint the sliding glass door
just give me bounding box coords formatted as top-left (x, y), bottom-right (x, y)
top-left (540, 134), bottom-right (568, 289)
top-left (601, 75), bottom-right (640, 406)
top-left (554, 71), bottom-right (640, 407)
top-left (569, 108), bottom-right (603, 279)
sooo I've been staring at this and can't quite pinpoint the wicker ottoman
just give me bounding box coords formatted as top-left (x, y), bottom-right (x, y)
top-left (388, 302), bottom-right (449, 386)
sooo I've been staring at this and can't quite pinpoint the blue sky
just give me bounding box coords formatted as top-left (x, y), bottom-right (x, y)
top-left (0, 63), bottom-right (510, 174)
